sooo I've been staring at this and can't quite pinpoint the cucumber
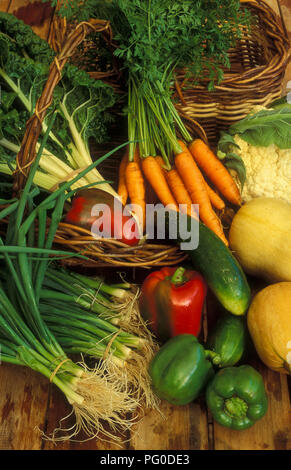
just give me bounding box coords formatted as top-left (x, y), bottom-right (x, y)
top-left (206, 314), bottom-right (247, 368)
top-left (168, 213), bottom-right (251, 315)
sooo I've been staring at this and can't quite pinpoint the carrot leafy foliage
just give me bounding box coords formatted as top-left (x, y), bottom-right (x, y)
top-left (52, 0), bottom-right (251, 90)
top-left (52, 1), bottom-right (251, 163)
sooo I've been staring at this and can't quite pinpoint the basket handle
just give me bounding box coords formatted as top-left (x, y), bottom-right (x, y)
top-left (13, 19), bottom-right (111, 197)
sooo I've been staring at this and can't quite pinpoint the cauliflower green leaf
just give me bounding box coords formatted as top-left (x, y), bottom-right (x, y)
top-left (229, 107), bottom-right (291, 150)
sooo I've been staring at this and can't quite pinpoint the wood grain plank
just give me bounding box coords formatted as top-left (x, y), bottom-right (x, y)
top-left (128, 398), bottom-right (209, 450)
top-left (42, 355), bottom-right (134, 451)
top-left (42, 383), bottom-right (130, 450)
top-left (212, 359), bottom-right (291, 450)
top-left (0, 364), bottom-right (50, 450)
top-left (8, 0), bottom-right (53, 40)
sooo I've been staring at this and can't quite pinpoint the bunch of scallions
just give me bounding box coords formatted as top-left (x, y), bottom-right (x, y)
top-left (0, 118), bottom-right (159, 443)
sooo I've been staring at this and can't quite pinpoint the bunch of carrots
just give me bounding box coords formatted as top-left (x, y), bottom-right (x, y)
top-left (117, 81), bottom-right (241, 246)
top-left (74, 0), bottom-right (247, 247)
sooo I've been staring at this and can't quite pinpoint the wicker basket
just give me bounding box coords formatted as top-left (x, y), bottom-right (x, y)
top-left (173, 0), bottom-right (291, 144)
top-left (49, 1), bottom-right (291, 147)
top-left (12, 20), bottom-right (188, 269)
top-left (48, 1), bottom-right (125, 95)
top-left (12, 1), bottom-right (290, 269)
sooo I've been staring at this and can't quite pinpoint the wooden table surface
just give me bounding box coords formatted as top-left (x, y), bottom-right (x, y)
top-left (0, 0), bottom-right (290, 451)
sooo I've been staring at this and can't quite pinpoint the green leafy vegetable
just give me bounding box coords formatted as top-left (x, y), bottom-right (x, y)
top-left (230, 107), bottom-right (291, 149)
top-left (217, 105), bottom-right (291, 188)
top-left (217, 132), bottom-right (246, 188)
top-left (0, 11), bottom-right (117, 196)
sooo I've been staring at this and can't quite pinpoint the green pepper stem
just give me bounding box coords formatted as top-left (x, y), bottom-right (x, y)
top-left (224, 397), bottom-right (248, 418)
top-left (205, 349), bottom-right (222, 366)
top-left (170, 267), bottom-right (186, 285)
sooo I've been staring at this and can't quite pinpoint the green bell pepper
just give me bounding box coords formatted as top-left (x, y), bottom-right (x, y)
top-left (149, 334), bottom-right (214, 406)
top-left (206, 365), bottom-right (268, 430)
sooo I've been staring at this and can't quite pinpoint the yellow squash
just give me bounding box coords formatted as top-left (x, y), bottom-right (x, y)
top-left (247, 282), bottom-right (291, 374)
top-left (229, 197), bottom-right (291, 283)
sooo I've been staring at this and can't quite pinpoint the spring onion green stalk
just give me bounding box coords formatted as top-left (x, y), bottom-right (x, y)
top-left (38, 289), bottom-right (159, 409)
top-left (0, 107), bottom-right (150, 441)
top-left (39, 302), bottom-right (145, 349)
top-left (40, 289), bottom-right (113, 316)
top-left (45, 266), bottom-right (128, 300)
top-left (25, 261), bottom-right (158, 409)
top-left (68, 271), bottom-right (131, 299)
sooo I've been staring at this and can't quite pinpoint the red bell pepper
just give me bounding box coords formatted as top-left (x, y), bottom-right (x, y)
top-left (139, 266), bottom-right (207, 343)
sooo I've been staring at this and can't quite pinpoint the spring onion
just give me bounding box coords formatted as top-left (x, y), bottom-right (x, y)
top-left (0, 112), bottom-right (155, 442)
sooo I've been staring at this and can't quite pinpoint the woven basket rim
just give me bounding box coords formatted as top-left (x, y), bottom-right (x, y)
top-left (174, 0), bottom-right (290, 93)
top-left (171, 0), bottom-right (291, 145)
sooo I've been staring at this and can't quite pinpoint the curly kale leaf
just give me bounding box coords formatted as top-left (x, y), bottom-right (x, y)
top-left (0, 12), bottom-right (117, 190)
top-left (0, 106), bottom-right (29, 142)
top-left (0, 11), bottom-right (54, 63)
top-left (0, 53), bottom-right (50, 114)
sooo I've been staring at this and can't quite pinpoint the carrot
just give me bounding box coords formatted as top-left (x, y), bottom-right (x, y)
top-left (132, 146), bottom-right (140, 163)
top-left (141, 156), bottom-right (178, 211)
top-left (188, 139), bottom-right (241, 206)
top-left (179, 140), bottom-right (225, 210)
top-left (125, 147), bottom-right (146, 231)
top-left (175, 141), bottom-right (228, 245)
top-left (155, 156), bottom-right (195, 218)
top-left (178, 140), bottom-right (225, 210)
top-left (165, 169), bottom-right (195, 217)
top-left (166, 169), bottom-right (195, 218)
top-left (204, 181), bottom-right (225, 210)
top-left (155, 156), bottom-right (167, 172)
top-left (117, 150), bottom-right (129, 206)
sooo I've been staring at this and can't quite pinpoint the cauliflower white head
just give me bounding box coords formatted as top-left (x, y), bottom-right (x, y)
top-left (233, 135), bottom-right (291, 204)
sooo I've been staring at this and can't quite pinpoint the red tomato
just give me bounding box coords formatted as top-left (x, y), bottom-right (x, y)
top-left (65, 189), bottom-right (140, 246)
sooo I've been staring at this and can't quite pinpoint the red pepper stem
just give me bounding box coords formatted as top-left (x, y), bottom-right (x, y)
top-left (170, 267), bottom-right (186, 285)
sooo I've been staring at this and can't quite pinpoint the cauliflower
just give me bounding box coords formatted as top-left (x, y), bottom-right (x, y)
top-left (232, 135), bottom-right (291, 204)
